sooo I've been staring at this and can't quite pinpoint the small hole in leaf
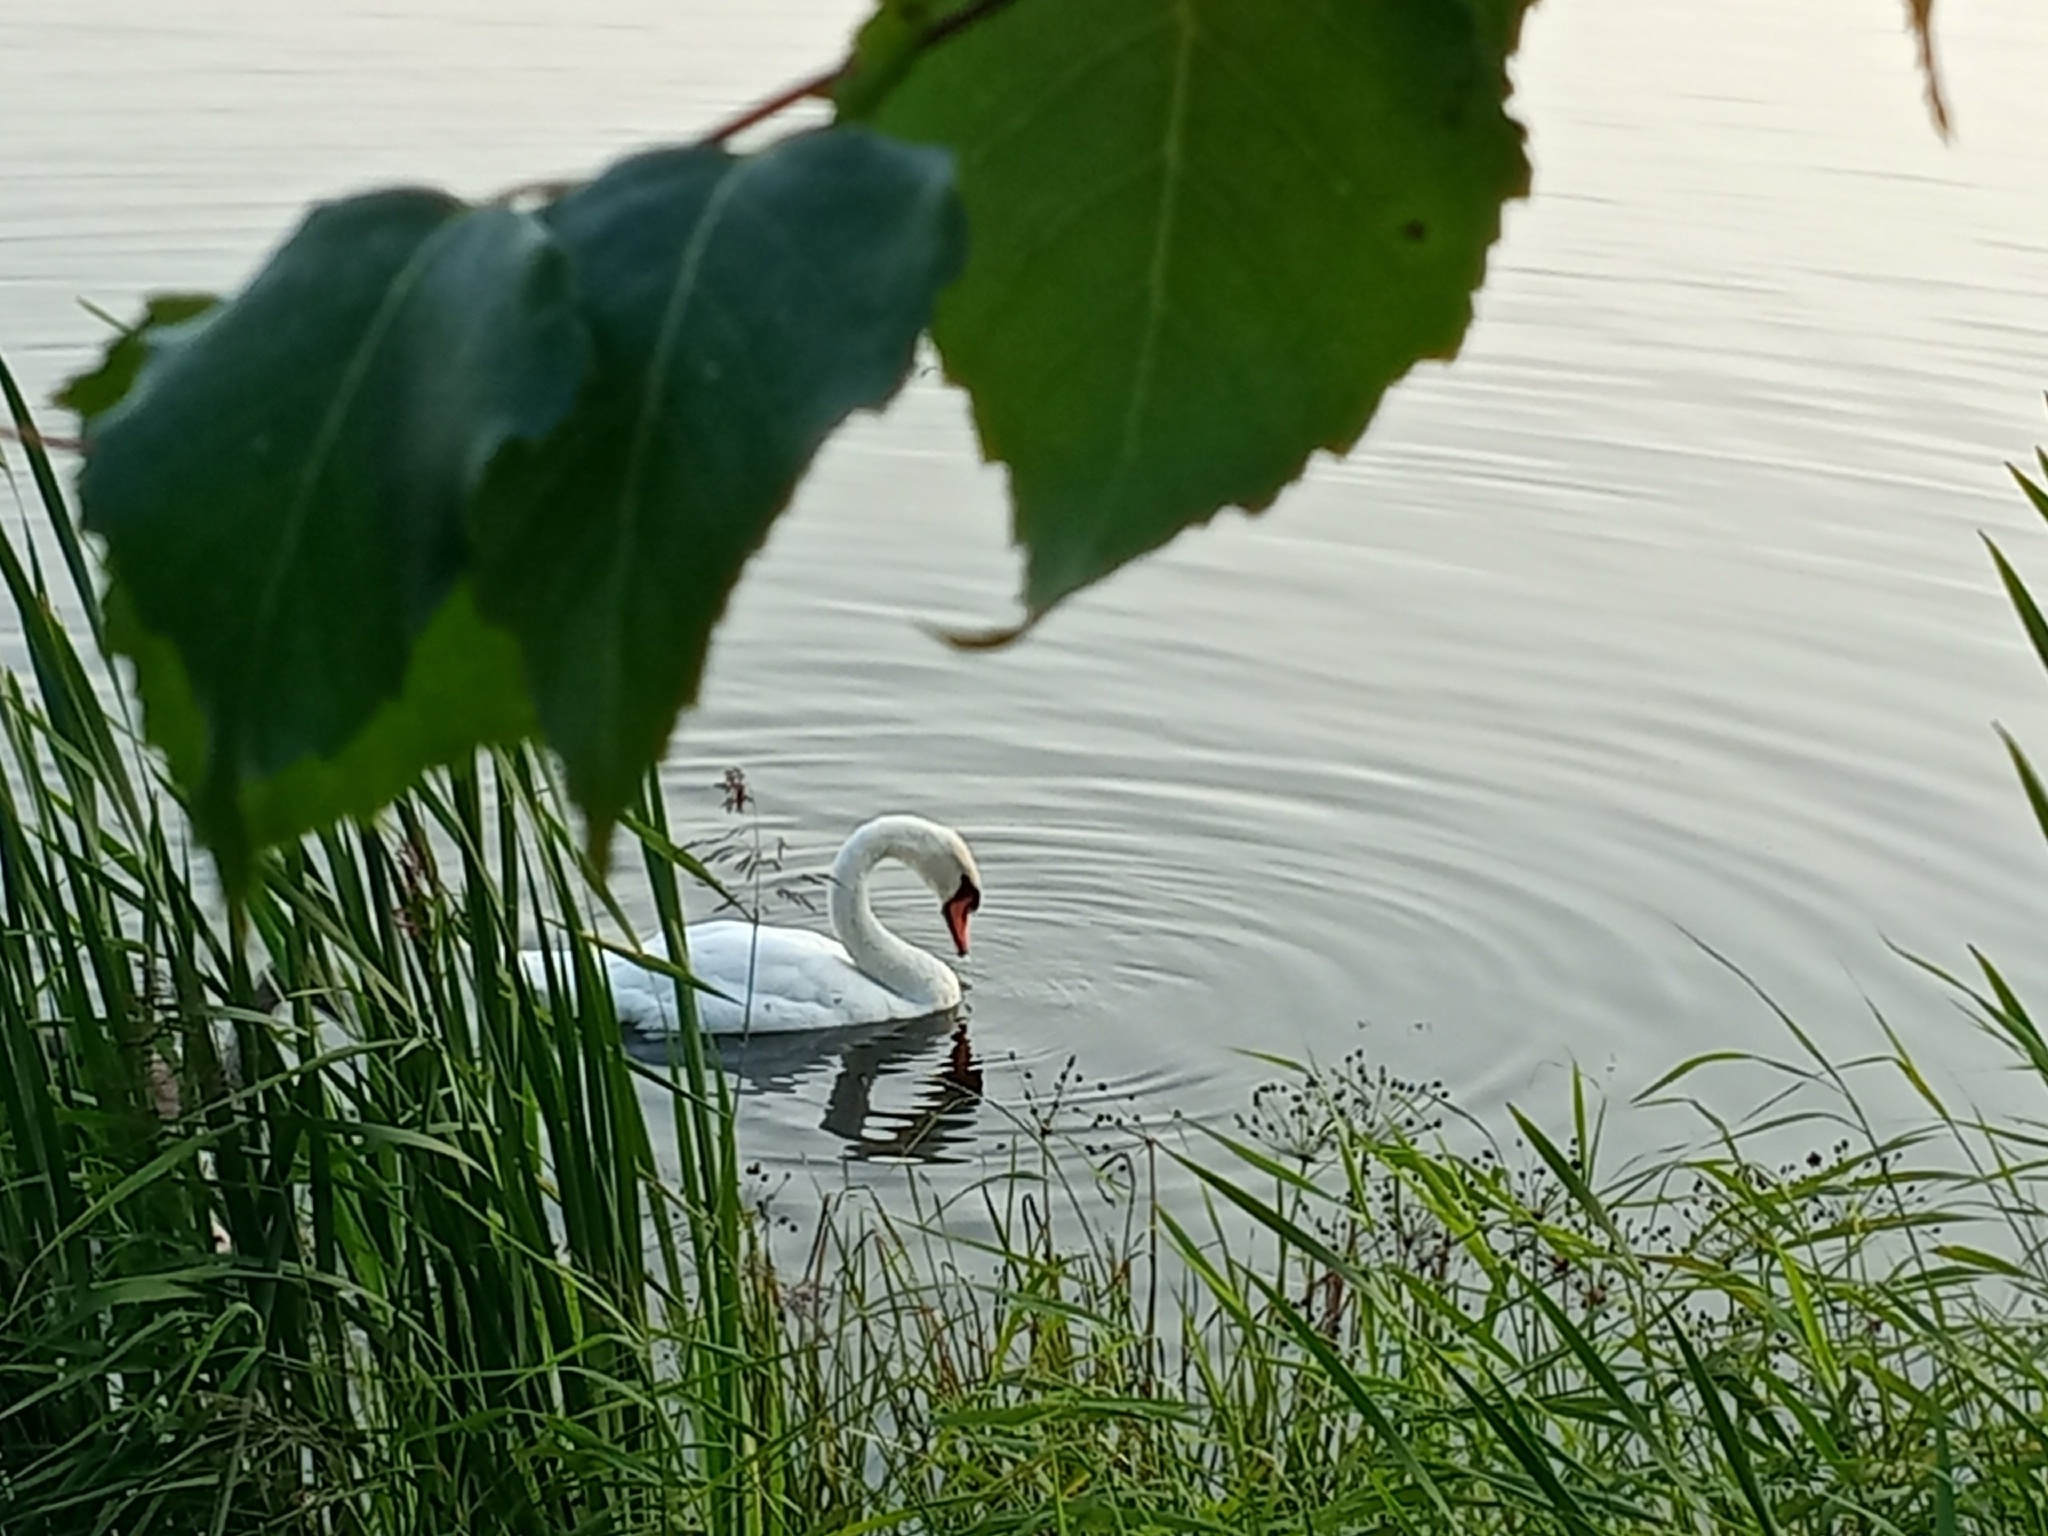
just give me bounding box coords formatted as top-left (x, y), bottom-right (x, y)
top-left (1402, 220), bottom-right (1428, 243)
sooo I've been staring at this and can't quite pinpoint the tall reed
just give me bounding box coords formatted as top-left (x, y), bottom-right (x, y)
top-left (0, 359), bottom-right (754, 1533)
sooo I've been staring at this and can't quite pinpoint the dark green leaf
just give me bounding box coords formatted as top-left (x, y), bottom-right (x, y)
top-left (110, 577), bottom-right (533, 851)
top-left (104, 576), bottom-right (206, 795)
top-left (1934, 1409), bottom-right (1958, 1536)
top-left (55, 293), bottom-right (220, 423)
top-left (1510, 1105), bottom-right (1624, 1248)
top-left (1671, 1317), bottom-right (1784, 1536)
top-left (834, 0), bottom-right (992, 120)
top-left (2011, 459), bottom-right (2048, 524)
top-left (1442, 1363), bottom-right (1602, 1536)
top-left (1237, 1266), bottom-right (1451, 1530)
top-left (79, 192), bottom-right (587, 883)
top-left (851, 0), bottom-right (1530, 624)
top-left (1932, 1243), bottom-right (2031, 1280)
top-left (1453, 0), bottom-right (1536, 60)
top-left (1969, 946), bottom-right (2048, 1084)
top-left (468, 128), bottom-right (963, 837)
top-left (1987, 536), bottom-right (2048, 677)
top-left (1996, 725), bottom-right (2048, 848)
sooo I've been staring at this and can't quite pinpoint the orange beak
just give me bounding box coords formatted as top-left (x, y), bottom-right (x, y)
top-left (942, 876), bottom-right (980, 957)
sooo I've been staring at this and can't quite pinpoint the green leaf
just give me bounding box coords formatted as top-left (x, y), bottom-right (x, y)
top-left (851, 0), bottom-right (1530, 624)
top-left (1453, 0), bottom-right (1535, 60)
top-left (1986, 536), bottom-right (2048, 678)
top-left (110, 576), bottom-right (533, 851)
top-left (79, 192), bottom-right (587, 885)
top-left (1671, 1317), bottom-right (1785, 1536)
top-left (104, 577), bottom-right (206, 795)
top-left (833, 0), bottom-right (986, 120)
top-left (2012, 458), bottom-right (2048, 524)
top-left (55, 293), bottom-right (220, 423)
top-left (1932, 1243), bottom-right (2031, 1280)
top-left (1996, 725), bottom-right (2048, 848)
top-left (468, 128), bottom-right (963, 839)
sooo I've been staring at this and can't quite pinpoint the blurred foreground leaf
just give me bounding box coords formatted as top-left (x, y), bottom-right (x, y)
top-left (71, 129), bottom-right (963, 876)
top-left (468, 129), bottom-right (964, 840)
top-left (79, 193), bottom-right (586, 883)
top-left (847, 0), bottom-right (1532, 630)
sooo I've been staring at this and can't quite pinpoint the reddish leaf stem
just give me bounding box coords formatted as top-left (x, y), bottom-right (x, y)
top-left (698, 0), bottom-right (1028, 146)
top-left (1905, 0), bottom-right (1951, 137)
top-left (0, 424), bottom-right (83, 454)
top-left (700, 65), bottom-right (843, 146)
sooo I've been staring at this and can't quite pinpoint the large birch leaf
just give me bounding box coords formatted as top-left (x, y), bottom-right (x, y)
top-left (77, 192), bottom-right (587, 879)
top-left (849, 0), bottom-right (1532, 627)
top-left (467, 129), bottom-right (964, 839)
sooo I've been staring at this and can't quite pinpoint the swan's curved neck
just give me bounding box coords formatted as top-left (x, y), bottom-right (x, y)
top-left (828, 823), bottom-right (958, 1009)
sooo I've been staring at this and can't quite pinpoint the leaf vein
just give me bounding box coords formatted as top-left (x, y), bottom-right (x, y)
top-left (1104, 0), bottom-right (1197, 514)
top-left (959, 10), bottom-right (1175, 173)
top-left (597, 157), bottom-right (757, 773)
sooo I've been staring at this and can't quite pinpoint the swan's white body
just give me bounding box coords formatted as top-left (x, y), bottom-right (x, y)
top-left (586, 920), bottom-right (947, 1035)
top-left (523, 815), bottom-right (982, 1036)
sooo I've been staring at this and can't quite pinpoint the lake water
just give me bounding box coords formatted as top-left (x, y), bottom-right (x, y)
top-left (7, 0), bottom-right (2048, 1187)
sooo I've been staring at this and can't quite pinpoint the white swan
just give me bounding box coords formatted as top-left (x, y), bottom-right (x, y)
top-left (522, 815), bottom-right (982, 1036)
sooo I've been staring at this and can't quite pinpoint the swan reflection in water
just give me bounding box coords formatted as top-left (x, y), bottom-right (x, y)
top-left (626, 1012), bottom-right (985, 1164)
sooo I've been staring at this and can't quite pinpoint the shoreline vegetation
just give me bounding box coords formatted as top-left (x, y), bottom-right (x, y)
top-left (8, 391), bottom-right (2048, 1532)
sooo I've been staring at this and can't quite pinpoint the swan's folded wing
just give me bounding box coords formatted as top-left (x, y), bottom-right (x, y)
top-left (686, 922), bottom-right (929, 1034)
top-left (517, 946), bottom-right (681, 1033)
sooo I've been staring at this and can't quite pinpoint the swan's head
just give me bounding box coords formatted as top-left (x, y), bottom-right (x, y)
top-left (941, 866), bottom-right (982, 958)
top-left (929, 829), bottom-right (982, 958)
top-left (876, 816), bottom-right (982, 957)
top-left (838, 815), bottom-right (985, 957)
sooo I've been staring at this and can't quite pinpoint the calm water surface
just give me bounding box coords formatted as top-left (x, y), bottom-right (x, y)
top-left (7, 1), bottom-right (2048, 1187)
